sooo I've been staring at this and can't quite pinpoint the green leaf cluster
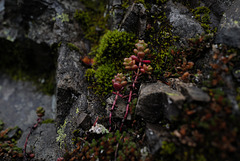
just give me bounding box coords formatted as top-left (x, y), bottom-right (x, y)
top-left (145, 10), bottom-right (176, 77)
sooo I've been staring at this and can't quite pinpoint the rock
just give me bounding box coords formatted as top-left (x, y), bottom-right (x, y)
top-left (0, 0), bottom-right (82, 45)
top-left (181, 86), bottom-right (211, 102)
top-left (215, 0), bottom-right (240, 48)
top-left (165, 1), bottom-right (204, 46)
top-left (0, 74), bottom-right (55, 140)
top-left (106, 94), bottom-right (131, 121)
top-left (136, 81), bottom-right (185, 123)
top-left (109, 0), bottom-right (124, 29)
top-left (168, 78), bottom-right (210, 102)
top-left (201, 0), bottom-right (234, 17)
top-left (145, 123), bottom-right (169, 154)
top-left (56, 43), bottom-right (88, 125)
top-left (119, 3), bottom-right (147, 38)
top-left (113, 0), bottom-right (122, 6)
top-left (76, 112), bottom-right (91, 130)
top-left (21, 123), bottom-right (61, 161)
top-left (0, 0), bottom-right (94, 159)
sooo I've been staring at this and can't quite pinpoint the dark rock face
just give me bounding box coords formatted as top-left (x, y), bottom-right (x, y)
top-left (56, 43), bottom-right (88, 125)
top-left (165, 1), bottom-right (204, 46)
top-left (136, 81), bottom-right (185, 123)
top-left (215, 0), bottom-right (240, 48)
top-left (119, 3), bottom-right (147, 38)
top-left (201, 0), bottom-right (234, 17)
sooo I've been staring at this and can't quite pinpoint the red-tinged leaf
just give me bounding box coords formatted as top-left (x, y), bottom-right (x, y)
top-left (186, 110), bottom-right (195, 115)
top-left (137, 51), bottom-right (145, 59)
top-left (113, 83), bottom-right (122, 91)
top-left (130, 55), bottom-right (140, 62)
top-left (81, 56), bottom-right (94, 66)
top-left (140, 68), bottom-right (145, 73)
top-left (142, 60), bottom-right (151, 64)
top-left (133, 49), bottom-right (138, 54)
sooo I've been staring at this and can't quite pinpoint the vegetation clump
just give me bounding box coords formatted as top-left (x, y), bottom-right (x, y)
top-left (0, 120), bottom-right (23, 160)
top-left (144, 1), bottom-right (177, 78)
top-left (192, 6), bottom-right (213, 33)
top-left (63, 130), bottom-right (152, 161)
top-left (85, 30), bottom-right (136, 97)
top-left (153, 44), bottom-right (240, 161)
top-left (74, 0), bottom-right (109, 45)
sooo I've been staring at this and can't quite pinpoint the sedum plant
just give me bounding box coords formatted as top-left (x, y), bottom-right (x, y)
top-left (109, 40), bottom-right (153, 131)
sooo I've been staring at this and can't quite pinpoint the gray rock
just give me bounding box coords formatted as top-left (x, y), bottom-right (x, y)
top-left (56, 42), bottom-right (102, 150)
top-left (56, 43), bottom-right (88, 126)
top-left (215, 0), bottom-right (240, 48)
top-left (113, 0), bottom-right (122, 6)
top-left (136, 81), bottom-right (185, 123)
top-left (23, 123), bottom-right (61, 161)
top-left (76, 112), bottom-right (91, 130)
top-left (145, 123), bottom-right (169, 154)
top-left (201, 0), bottom-right (234, 17)
top-left (119, 3), bottom-right (147, 38)
top-left (0, 74), bottom-right (55, 141)
top-left (168, 78), bottom-right (210, 102)
top-left (106, 94), bottom-right (131, 121)
top-left (181, 86), bottom-right (210, 102)
top-left (165, 1), bottom-right (204, 45)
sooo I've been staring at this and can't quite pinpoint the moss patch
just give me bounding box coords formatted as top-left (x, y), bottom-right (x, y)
top-left (74, 0), bottom-right (109, 46)
top-left (85, 30), bottom-right (137, 97)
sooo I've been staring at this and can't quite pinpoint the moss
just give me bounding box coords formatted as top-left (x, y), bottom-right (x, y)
top-left (192, 6), bottom-right (212, 33)
top-left (92, 64), bottom-right (117, 96)
top-left (41, 119), bottom-right (55, 124)
top-left (122, 0), bottom-right (130, 9)
top-left (94, 30), bottom-right (136, 66)
top-left (192, 6), bottom-right (210, 15)
top-left (74, 10), bottom-right (91, 32)
top-left (56, 119), bottom-right (67, 149)
top-left (53, 13), bottom-right (69, 22)
top-left (160, 141), bottom-right (176, 155)
top-left (67, 43), bottom-right (80, 52)
top-left (74, 0), bottom-right (109, 45)
top-left (86, 30), bottom-right (136, 97)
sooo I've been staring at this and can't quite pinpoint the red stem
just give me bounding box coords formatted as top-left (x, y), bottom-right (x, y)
top-left (23, 118), bottom-right (42, 160)
top-left (120, 61), bottom-right (142, 131)
top-left (93, 116), bottom-right (99, 126)
top-left (109, 91), bottom-right (119, 131)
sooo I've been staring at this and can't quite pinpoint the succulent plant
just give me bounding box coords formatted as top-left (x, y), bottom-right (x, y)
top-left (112, 73), bottom-right (127, 91)
top-left (134, 40), bottom-right (150, 59)
top-left (123, 57), bottom-right (138, 70)
top-left (140, 64), bottom-right (153, 75)
top-left (36, 106), bottom-right (45, 118)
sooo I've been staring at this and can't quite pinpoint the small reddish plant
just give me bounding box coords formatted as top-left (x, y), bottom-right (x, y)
top-left (23, 107), bottom-right (45, 160)
top-left (109, 40), bottom-right (153, 131)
